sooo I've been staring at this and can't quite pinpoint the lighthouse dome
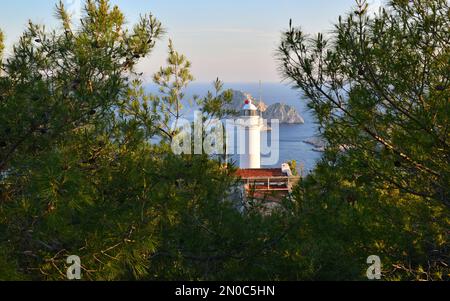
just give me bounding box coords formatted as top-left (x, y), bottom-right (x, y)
top-left (242, 99), bottom-right (258, 116)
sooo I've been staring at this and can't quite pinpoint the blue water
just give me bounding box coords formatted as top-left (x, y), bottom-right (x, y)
top-left (146, 82), bottom-right (323, 174)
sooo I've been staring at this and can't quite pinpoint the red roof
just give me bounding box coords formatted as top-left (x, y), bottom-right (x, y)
top-left (236, 168), bottom-right (285, 178)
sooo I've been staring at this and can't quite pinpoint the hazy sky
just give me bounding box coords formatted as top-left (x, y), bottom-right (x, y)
top-left (0, 0), bottom-right (382, 83)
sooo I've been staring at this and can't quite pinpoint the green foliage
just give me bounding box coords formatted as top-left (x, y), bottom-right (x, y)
top-left (0, 0), bottom-right (163, 173)
top-left (0, 0), bottom-right (166, 280)
top-left (120, 39), bottom-right (196, 143)
top-left (151, 39), bottom-right (194, 141)
top-left (274, 160), bottom-right (449, 280)
top-left (287, 160), bottom-right (299, 176)
top-left (279, 0), bottom-right (449, 204)
top-left (201, 78), bottom-right (236, 120)
top-left (0, 0), bottom-right (289, 281)
top-left (278, 0), bottom-right (450, 280)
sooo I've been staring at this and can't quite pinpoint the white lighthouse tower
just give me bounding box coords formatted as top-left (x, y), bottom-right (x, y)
top-left (239, 98), bottom-right (261, 169)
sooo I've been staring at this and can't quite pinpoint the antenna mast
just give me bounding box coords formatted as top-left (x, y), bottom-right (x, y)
top-left (259, 80), bottom-right (263, 118)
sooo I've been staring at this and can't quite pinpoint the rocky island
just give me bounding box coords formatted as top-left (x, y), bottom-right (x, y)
top-left (263, 103), bottom-right (304, 124)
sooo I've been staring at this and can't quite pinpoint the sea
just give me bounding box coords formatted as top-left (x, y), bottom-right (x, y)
top-left (146, 82), bottom-right (323, 174)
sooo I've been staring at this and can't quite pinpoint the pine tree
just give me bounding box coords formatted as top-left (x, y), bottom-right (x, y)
top-left (0, 0), bottom-right (291, 281)
top-left (278, 0), bottom-right (449, 206)
top-left (277, 0), bottom-right (450, 280)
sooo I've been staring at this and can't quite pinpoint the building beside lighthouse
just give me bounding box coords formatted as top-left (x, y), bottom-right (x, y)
top-left (235, 97), bottom-right (300, 204)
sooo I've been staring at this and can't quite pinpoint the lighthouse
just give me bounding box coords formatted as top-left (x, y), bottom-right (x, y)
top-left (239, 98), bottom-right (261, 169)
top-left (234, 95), bottom-right (299, 206)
